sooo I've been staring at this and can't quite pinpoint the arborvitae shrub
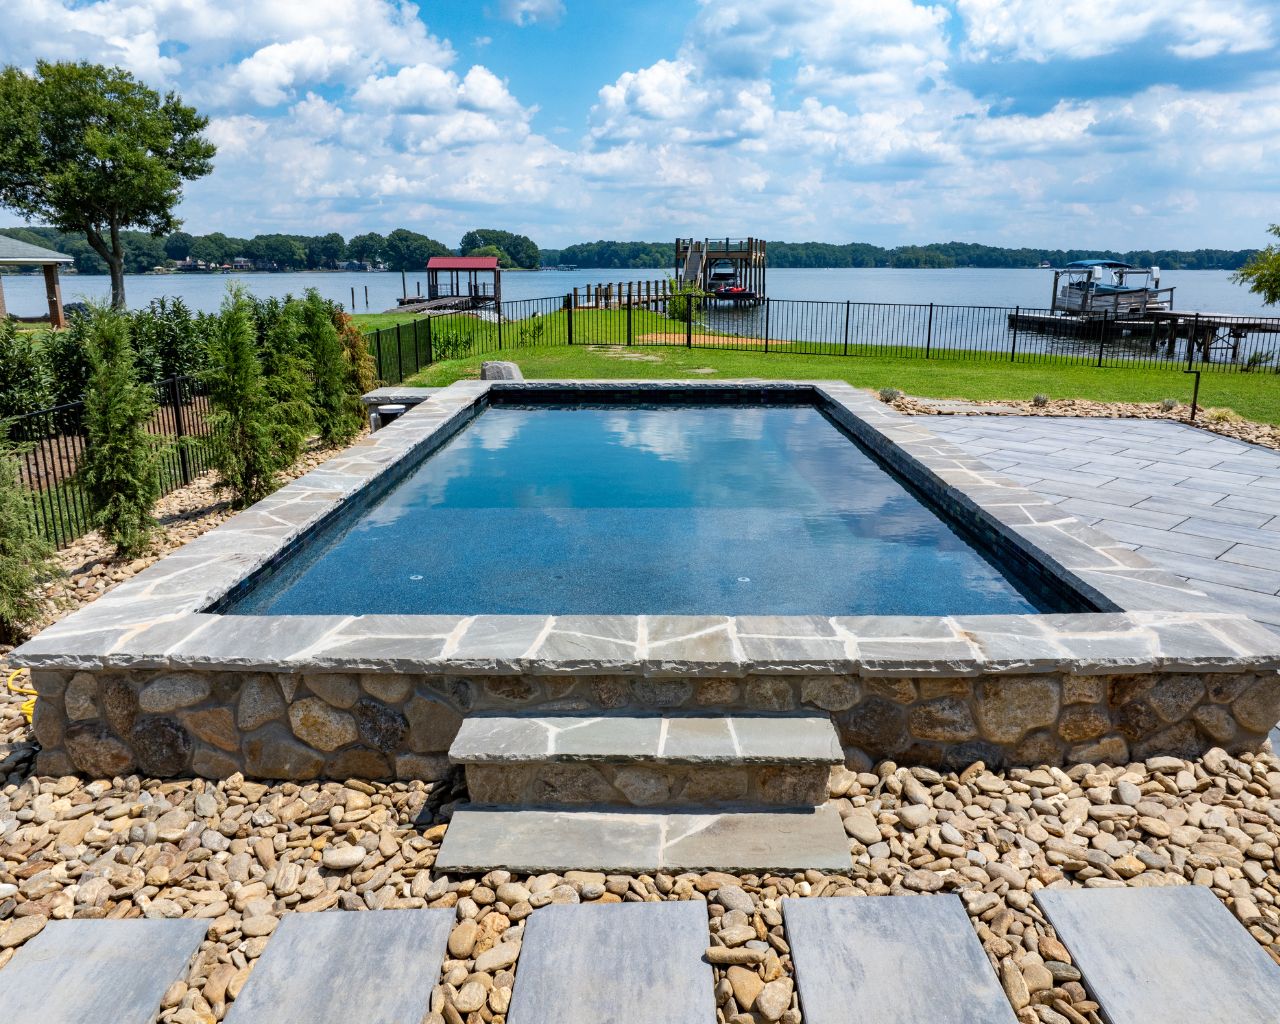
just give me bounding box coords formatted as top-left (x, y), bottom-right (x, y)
top-left (254, 300), bottom-right (314, 466)
top-left (333, 305), bottom-right (378, 394)
top-left (301, 291), bottom-right (361, 447)
top-left (206, 289), bottom-right (284, 506)
top-left (81, 306), bottom-right (160, 558)
top-left (0, 440), bottom-right (57, 644)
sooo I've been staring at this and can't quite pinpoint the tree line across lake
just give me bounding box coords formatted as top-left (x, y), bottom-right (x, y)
top-left (1, 225), bottom-right (1260, 276)
top-left (0, 226), bottom-right (542, 275)
top-left (541, 239), bottom-right (1261, 271)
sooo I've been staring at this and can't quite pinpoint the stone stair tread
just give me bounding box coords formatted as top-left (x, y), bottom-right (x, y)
top-left (1035, 886), bottom-right (1280, 1024)
top-left (435, 805), bottom-right (852, 873)
top-left (224, 909), bottom-right (453, 1024)
top-left (784, 894), bottom-right (1017, 1024)
top-left (508, 902), bottom-right (715, 1024)
top-left (0, 918), bottom-right (209, 1024)
top-left (450, 711), bottom-right (843, 764)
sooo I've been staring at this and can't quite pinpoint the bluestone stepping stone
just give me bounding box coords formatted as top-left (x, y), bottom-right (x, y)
top-left (784, 895), bottom-right (1017, 1024)
top-left (0, 918), bottom-right (208, 1024)
top-left (224, 908), bottom-right (453, 1024)
top-left (435, 805), bottom-right (851, 873)
top-left (1035, 886), bottom-right (1280, 1024)
top-left (508, 901), bottom-right (715, 1024)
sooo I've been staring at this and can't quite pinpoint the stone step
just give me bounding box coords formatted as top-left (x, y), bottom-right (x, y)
top-left (451, 712), bottom-right (843, 808)
top-left (0, 918), bottom-right (209, 1024)
top-left (224, 908), bottom-right (453, 1024)
top-left (1035, 886), bottom-right (1280, 1024)
top-left (508, 901), bottom-right (715, 1024)
top-left (784, 894), bottom-right (1018, 1024)
top-left (434, 804), bottom-right (852, 873)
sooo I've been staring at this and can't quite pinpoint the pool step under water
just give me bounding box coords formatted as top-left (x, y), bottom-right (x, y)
top-left (436, 712), bottom-right (853, 872)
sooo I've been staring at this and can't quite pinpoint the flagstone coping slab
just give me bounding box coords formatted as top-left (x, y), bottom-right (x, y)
top-left (0, 918), bottom-right (209, 1024)
top-left (449, 712), bottom-right (844, 764)
top-left (1035, 886), bottom-right (1280, 1024)
top-left (784, 894), bottom-right (1017, 1024)
top-left (223, 909), bottom-right (453, 1024)
top-left (434, 805), bottom-right (852, 873)
top-left (508, 901), bottom-right (716, 1024)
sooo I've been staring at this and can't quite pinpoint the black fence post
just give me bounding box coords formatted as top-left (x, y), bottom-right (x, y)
top-left (567, 293), bottom-right (575, 345)
top-left (1010, 306), bottom-right (1020, 362)
top-left (497, 312), bottom-right (504, 352)
top-left (1185, 312), bottom-right (1202, 421)
top-left (925, 303), bottom-right (934, 358)
top-left (626, 295), bottom-right (633, 346)
top-left (1095, 311), bottom-right (1107, 367)
top-left (763, 298), bottom-right (770, 354)
top-left (374, 330), bottom-right (384, 381)
top-left (686, 304), bottom-right (692, 348)
top-left (413, 319), bottom-right (422, 373)
top-left (396, 323), bottom-right (405, 383)
top-left (425, 315), bottom-right (434, 365)
top-left (169, 376), bottom-right (192, 486)
top-left (842, 300), bottom-right (851, 356)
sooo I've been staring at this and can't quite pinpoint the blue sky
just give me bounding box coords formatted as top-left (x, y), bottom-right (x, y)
top-left (5, 0), bottom-right (1280, 250)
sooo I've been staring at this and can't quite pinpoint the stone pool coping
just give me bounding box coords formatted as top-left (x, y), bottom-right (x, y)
top-left (12, 379), bottom-right (1280, 679)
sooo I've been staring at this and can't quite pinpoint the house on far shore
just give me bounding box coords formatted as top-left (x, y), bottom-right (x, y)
top-left (231, 256), bottom-right (253, 271)
top-left (0, 236), bottom-right (73, 327)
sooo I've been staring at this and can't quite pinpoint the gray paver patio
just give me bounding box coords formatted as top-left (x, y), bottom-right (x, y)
top-left (508, 902), bottom-right (716, 1024)
top-left (784, 895), bottom-right (1018, 1024)
top-left (0, 918), bottom-right (209, 1024)
top-left (931, 417), bottom-right (1280, 630)
top-left (1035, 886), bottom-right (1280, 1024)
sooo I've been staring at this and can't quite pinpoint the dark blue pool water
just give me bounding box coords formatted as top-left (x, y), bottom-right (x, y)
top-left (225, 402), bottom-right (1046, 616)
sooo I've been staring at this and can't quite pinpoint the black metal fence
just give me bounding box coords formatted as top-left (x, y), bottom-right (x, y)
top-left (14, 295), bottom-right (1276, 550)
top-left (9, 375), bottom-right (215, 548)
top-left (364, 294), bottom-right (1280, 385)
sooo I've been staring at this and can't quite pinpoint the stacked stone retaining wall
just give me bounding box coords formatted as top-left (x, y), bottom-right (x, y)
top-left (28, 666), bottom-right (1280, 781)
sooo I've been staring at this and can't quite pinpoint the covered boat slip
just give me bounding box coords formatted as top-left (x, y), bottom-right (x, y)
top-left (1006, 259), bottom-right (1280, 364)
top-left (1050, 260), bottom-right (1175, 315)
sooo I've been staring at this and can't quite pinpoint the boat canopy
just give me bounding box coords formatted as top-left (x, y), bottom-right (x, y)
top-left (1062, 259), bottom-right (1133, 270)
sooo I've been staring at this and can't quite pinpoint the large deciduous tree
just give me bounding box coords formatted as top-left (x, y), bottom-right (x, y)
top-left (0, 61), bottom-right (215, 309)
top-left (1234, 225), bottom-right (1280, 306)
top-left (383, 228), bottom-right (451, 271)
top-left (460, 228), bottom-right (540, 269)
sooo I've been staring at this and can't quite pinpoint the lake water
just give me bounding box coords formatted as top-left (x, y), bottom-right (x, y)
top-left (1, 266), bottom-right (1270, 317)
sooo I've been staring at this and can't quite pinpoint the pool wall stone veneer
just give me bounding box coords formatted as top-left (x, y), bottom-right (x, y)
top-left (13, 380), bottom-right (1280, 780)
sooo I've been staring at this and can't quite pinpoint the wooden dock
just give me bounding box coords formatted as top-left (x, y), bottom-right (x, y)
top-left (1008, 308), bottom-right (1280, 363)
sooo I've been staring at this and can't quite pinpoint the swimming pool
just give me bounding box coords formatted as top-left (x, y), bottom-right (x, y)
top-left (223, 390), bottom-right (1066, 617)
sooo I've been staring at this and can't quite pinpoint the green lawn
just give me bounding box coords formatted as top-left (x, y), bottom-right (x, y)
top-left (406, 342), bottom-right (1280, 426)
top-left (350, 311), bottom-right (432, 331)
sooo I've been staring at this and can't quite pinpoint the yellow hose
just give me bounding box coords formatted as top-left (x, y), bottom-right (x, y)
top-left (6, 667), bottom-right (36, 724)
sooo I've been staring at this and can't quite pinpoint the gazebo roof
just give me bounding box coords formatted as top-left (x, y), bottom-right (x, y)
top-left (427, 256), bottom-right (500, 271)
top-left (0, 235), bottom-right (74, 266)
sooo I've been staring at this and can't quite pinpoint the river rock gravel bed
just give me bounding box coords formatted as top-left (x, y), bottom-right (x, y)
top-left (891, 394), bottom-right (1280, 450)
top-left (2, 747), bottom-right (1280, 1024)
